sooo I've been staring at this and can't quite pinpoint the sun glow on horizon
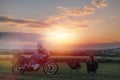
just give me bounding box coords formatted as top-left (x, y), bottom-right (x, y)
top-left (43, 27), bottom-right (78, 45)
top-left (53, 31), bottom-right (70, 41)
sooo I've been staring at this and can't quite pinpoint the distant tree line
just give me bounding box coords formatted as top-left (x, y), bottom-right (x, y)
top-left (0, 48), bottom-right (120, 57)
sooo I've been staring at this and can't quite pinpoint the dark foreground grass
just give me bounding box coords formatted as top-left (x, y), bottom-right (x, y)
top-left (0, 60), bottom-right (120, 80)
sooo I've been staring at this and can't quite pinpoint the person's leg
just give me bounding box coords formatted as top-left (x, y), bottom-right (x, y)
top-left (87, 68), bottom-right (90, 74)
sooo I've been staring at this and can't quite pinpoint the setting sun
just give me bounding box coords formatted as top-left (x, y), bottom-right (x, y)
top-left (54, 32), bottom-right (68, 40)
top-left (44, 27), bottom-right (77, 45)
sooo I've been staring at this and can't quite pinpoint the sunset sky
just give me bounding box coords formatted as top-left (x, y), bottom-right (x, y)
top-left (0, 0), bottom-right (120, 50)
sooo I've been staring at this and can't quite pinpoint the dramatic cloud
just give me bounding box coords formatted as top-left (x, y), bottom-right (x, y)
top-left (0, 0), bottom-right (108, 30)
top-left (92, 0), bottom-right (108, 8)
top-left (45, 0), bottom-right (108, 29)
top-left (0, 15), bottom-right (50, 28)
top-left (57, 6), bottom-right (95, 17)
top-left (0, 16), bottom-right (34, 23)
top-left (84, 5), bottom-right (96, 11)
top-left (57, 0), bottom-right (108, 17)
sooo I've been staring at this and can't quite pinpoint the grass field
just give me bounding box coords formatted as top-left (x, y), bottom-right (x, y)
top-left (0, 60), bottom-right (120, 80)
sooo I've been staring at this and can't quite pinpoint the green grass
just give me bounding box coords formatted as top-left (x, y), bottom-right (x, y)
top-left (0, 60), bottom-right (120, 80)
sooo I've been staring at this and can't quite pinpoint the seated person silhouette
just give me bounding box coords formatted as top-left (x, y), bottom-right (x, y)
top-left (86, 54), bottom-right (98, 74)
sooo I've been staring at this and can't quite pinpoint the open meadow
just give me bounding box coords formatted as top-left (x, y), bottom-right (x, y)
top-left (0, 58), bottom-right (120, 80)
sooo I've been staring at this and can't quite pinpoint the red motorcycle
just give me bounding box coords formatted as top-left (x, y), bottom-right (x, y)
top-left (12, 55), bottom-right (58, 75)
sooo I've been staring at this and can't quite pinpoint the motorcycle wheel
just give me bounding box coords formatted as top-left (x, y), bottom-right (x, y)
top-left (12, 63), bottom-right (25, 74)
top-left (43, 60), bottom-right (58, 75)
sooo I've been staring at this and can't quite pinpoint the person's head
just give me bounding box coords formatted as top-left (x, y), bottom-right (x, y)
top-left (37, 42), bottom-right (43, 49)
top-left (89, 54), bottom-right (94, 60)
top-left (12, 50), bottom-right (21, 58)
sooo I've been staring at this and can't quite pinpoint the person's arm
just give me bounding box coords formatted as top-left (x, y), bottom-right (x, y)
top-left (96, 61), bottom-right (98, 69)
top-left (43, 47), bottom-right (50, 56)
top-left (94, 60), bottom-right (98, 69)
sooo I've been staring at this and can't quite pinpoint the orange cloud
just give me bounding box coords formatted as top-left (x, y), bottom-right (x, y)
top-left (57, 6), bottom-right (95, 17)
top-left (84, 5), bottom-right (96, 11)
top-left (92, 0), bottom-right (108, 8)
top-left (57, 0), bottom-right (107, 17)
top-left (0, 0), bottom-right (108, 31)
top-left (45, 0), bottom-right (108, 30)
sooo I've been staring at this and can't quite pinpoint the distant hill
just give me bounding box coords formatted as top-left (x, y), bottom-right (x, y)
top-left (72, 42), bottom-right (120, 50)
